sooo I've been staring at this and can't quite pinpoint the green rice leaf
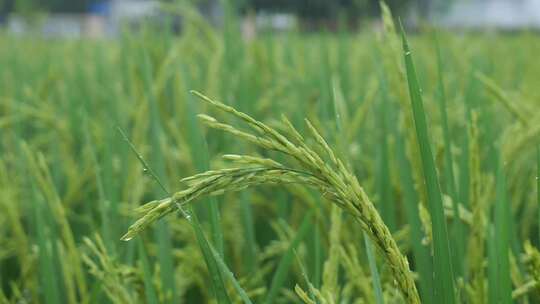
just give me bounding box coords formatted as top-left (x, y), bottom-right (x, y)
top-left (400, 24), bottom-right (456, 303)
top-left (488, 154), bottom-right (512, 304)
top-left (265, 211), bottom-right (314, 304)
top-left (538, 145), bottom-right (540, 244)
top-left (138, 240), bottom-right (159, 304)
top-left (396, 131), bottom-right (434, 303)
top-left (364, 234), bottom-right (384, 304)
top-left (434, 33), bottom-right (463, 278)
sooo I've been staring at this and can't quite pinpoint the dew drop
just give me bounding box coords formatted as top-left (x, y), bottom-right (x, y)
top-left (176, 203), bottom-right (192, 222)
top-left (120, 234), bottom-right (133, 241)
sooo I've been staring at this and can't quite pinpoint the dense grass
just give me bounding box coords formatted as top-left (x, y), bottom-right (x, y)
top-left (2, 6), bottom-right (540, 304)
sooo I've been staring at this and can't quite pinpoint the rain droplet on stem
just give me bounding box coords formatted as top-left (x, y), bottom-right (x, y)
top-left (176, 203), bottom-right (192, 221)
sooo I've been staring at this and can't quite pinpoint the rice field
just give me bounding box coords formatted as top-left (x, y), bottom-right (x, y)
top-left (2, 4), bottom-right (540, 304)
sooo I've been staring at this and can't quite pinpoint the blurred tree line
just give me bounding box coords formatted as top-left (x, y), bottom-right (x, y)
top-left (1, 0), bottom-right (90, 14)
top-left (1, 0), bottom-right (416, 18)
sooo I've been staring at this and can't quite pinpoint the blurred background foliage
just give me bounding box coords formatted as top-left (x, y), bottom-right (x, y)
top-left (1, 0), bottom-right (418, 19)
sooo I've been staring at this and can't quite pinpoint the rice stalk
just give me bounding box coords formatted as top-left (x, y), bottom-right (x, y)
top-left (118, 127), bottom-right (234, 304)
top-left (320, 205), bottom-right (342, 301)
top-left (488, 155), bottom-right (512, 304)
top-left (82, 234), bottom-right (136, 303)
top-left (466, 111), bottom-right (487, 304)
top-left (22, 144), bottom-right (87, 302)
top-left (475, 72), bottom-right (529, 126)
top-left (264, 211), bottom-right (314, 304)
top-left (122, 91), bottom-right (420, 303)
top-left (339, 244), bottom-right (374, 301)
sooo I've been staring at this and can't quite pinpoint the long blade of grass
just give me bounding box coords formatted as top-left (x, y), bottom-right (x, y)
top-left (321, 77), bottom-right (344, 300)
top-left (400, 24), bottom-right (456, 303)
top-left (459, 118), bottom-right (471, 211)
top-left (141, 48), bottom-right (177, 303)
top-left (119, 128), bottom-right (233, 304)
top-left (475, 72), bottom-right (529, 126)
top-left (364, 234), bottom-right (384, 304)
top-left (294, 250), bottom-right (317, 302)
top-left (21, 140), bottom-right (62, 304)
top-left (138, 240), bottom-right (159, 304)
top-left (186, 211), bottom-right (233, 304)
top-left (233, 68), bottom-right (257, 275)
top-left (434, 33), bottom-right (464, 278)
top-left (538, 145), bottom-right (540, 244)
top-left (313, 220), bottom-right (322, 289)
top-left (239, 191), bottom-right (257, 273)
top-left (23, 145), bottom-right (86, 302)
top-left (489, 155), bottom-right (512, 303)
top-left (396, 131), bottom-right (434, 304)
top-left (487, 224), bottom-right (498, 304)
top-left (182, 74), bottom-right (224, 257)
top-left (264, 211), bottom-right (314, 304)
top-left (206, 231), bottom-right (254, 304)
top-left (85, 119), bottom-right (114, 254)
top-left (180, 73), bottom-right (231, 303)
top-left (376, 71), bottom-right (396, 232)
top-left (304, 192), bottom-right (324, 289)
top-left (32, 189), bottom-right (62, 304)
top-left (333, 75), bottom-right (385, 304)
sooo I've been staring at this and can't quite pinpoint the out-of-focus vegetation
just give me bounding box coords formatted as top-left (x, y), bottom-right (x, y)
top-left (1, 0), bottom-right (415, 17)
top-left (1, 2), bottom-right (540, 304)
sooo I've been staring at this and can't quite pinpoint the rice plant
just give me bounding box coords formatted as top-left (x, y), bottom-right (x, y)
top-left (2, 2), bottom-right (540, 304)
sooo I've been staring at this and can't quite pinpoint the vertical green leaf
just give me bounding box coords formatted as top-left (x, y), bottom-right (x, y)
top-left (376, 74), bottom-right (396, 232)
top-left (33, 191), bottom-right (62, 304)
top-left (141, 49), bottom-right (177, 303)
top-left (179, 70), bottom-right (230, 304)
top-left (489, 155), bottom-right (512, 304)
top-left (239, 191), bottom-right (257, 273)
top-left (138, 240), bottom-right (159, 304)
top-left (434, 33), bottom-right (463, 278)
top-left (264, 211), bottom-right (314, 304)
top-left (206, 234), bottom-right (254, 304)
top-left (84, 119), bottom-right (114, 255)
top-left (364, 235), bottom-right (384, 304)
top-left (400, 25), bottom-right (456, 304)
top-left (119, 127), bottom-right (233, 304)
top-left (182, 72), bottom-right (224, 256)
top-left (187, 211), bottom-right (233, 304)
top-left (538, 145), bottom-right (540, 244)
top-left (487, 224), bottom-right (498, 304)
top-left (396, 131), bottom-right (434, 304)
top-left (311, 210), bottom-right (323, 289)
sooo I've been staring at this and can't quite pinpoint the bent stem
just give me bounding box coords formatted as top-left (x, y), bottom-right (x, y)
top-left (121, 92), bottom-right (421, 304)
